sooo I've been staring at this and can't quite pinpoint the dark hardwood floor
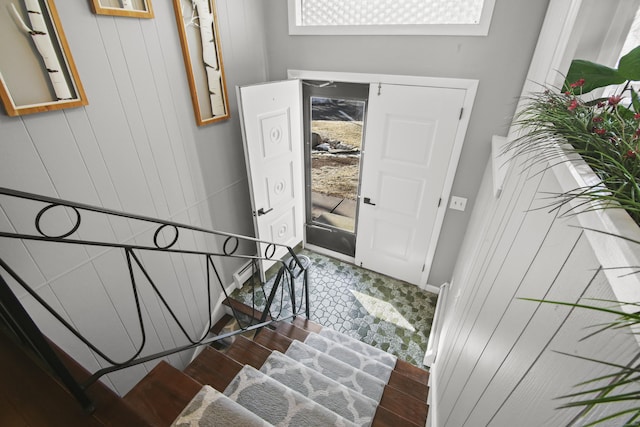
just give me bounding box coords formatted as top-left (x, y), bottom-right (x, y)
top-left (0, 327), bottom-right (149, 427)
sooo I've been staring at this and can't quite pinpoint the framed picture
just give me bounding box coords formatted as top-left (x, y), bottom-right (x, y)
top-left (0, 0), bottom-right (87, 116)
top-left (90, 0), bottom-right (154, 19)
top-left (173, 0), bottom-right (230, 126)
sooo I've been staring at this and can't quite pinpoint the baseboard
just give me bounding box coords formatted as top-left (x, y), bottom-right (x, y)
top-left (424, 282), bottom-right (449, 367)
top-left (424, 284), bottom-right (441, 295)
top-left (426, 361), bottom-right (439, 427)
top-left (232, 260), bottom-right (254, 288)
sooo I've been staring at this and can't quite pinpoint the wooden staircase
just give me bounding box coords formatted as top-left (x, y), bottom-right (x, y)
top-left (1, 308), bottom-right (429, 426)
top-left (124, 314), bottom-right (430, 426)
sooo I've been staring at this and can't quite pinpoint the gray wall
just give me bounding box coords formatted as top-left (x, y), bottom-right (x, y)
top-left (260, 0), bottom-right (550, 285)
top-left (0, 0), bottom-right (267, 394)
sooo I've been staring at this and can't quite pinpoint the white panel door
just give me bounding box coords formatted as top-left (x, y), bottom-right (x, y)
top-left (237, 80), bottom-right (304, 275)
top-left (355, 84), bottom-right (465, 284)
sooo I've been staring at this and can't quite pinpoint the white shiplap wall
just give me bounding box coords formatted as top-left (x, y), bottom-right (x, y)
top-left (427, 2), bottom-right (640, 424)
top-left (0, 0), bottom-right (267, 395)
top-left (430, 152), bottom-right (640, 426)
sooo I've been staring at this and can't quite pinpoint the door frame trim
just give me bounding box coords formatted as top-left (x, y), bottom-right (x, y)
top-left (289, 69), bottom-right (478, 288)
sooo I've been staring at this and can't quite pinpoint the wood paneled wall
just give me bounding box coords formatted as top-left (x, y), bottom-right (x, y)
top-left (0, 0), bottom-right (267, 395)
top-left (431, 153), bottom-right (640, 426)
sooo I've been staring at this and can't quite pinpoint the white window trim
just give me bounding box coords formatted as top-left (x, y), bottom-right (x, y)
top-left (287, 0), bottom-right (496, 36)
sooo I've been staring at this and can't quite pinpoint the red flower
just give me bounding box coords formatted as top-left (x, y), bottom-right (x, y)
top-left (564, 91), bottom-right (571, 96)
top-left (635, 113), bottom-right (640, 120)
top-left (608, 95), bottom-right (623, 106)
top-left (593, 127), bottom-right (606, 135)
top-left (592, 116), bottom-right (604, 123)
top-left (597, 101), bottom-right (606, 108)
top-left (568, 99), bottom-right (579, 111)
top-left (626, 150), bottom-right (637, 159)
top-left (570, 78), bottom-right (585, 88)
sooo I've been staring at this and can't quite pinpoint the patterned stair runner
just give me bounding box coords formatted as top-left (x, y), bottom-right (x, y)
top-left (284, 340), bottom-right (386, 401)
top-left (172, 385), bottom-right (272, 426)
top-left (171, 326), bottom-right (423, 426)
top-left (259, 351), bottom-right (378, 426)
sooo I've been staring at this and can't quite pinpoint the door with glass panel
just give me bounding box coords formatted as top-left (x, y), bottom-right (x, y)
top-left (303, 81), bottom-right (369, 257)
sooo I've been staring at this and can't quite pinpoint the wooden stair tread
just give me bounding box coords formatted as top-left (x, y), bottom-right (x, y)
top-left (388, 370), bottom-right (429, 401)
top-left (380, 384), bottom-right (428, 425)
top-left (274, 321), bottom-right (311, 342)
top-left (210, 313), bottom-right (234, 335)
top-left (226, 335), bottom-right (272, 369)
top-left (394, 359), bottom-right (430, 386)
top-left (184, 347), bottom-right (243, 392)
top-left (372, 406), bottom-right (423, 427)
top-left (292, 316), bottom-right (323, 333)
top-left (223, 298), bottom-right (271, 321)
top-left (124, 361), bottom-right (201, 426)
top-left (254, 327), bottom-right (294, 353)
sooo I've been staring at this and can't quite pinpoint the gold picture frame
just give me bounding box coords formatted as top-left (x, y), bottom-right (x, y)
top-left (0, 0), bottom-right (87, 116)
top-left (173, 0), bottom-right (230, 126)
top-left (90, 0), bottom-right (154, 19)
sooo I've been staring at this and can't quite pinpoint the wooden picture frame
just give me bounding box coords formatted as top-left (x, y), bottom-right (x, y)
top-left (0, 0), bottom-right (87, 117)
top-left (90, 0), bottom-right (154, 19)
top-left (173, 0), bottom-right (230, 126)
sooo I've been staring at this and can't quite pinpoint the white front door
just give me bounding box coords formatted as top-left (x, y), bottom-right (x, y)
top-left (237, 80), bottom-right (304, 276)
top-left (355, 84), bottom-right (466, 285)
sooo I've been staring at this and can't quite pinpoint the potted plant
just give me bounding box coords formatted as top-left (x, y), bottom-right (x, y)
top-left (512, 45), bottom-right (640, 226)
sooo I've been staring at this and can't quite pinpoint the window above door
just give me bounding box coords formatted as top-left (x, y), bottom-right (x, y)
top-left (288, 0), bottom-right (496, 36)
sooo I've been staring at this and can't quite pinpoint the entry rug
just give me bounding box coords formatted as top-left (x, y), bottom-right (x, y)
top-left (224, 365), bottom-right (357, 427)
top-left (171, 385), bottom-right (272, 427)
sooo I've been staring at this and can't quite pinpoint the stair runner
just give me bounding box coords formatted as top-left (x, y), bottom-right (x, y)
top-left (171, 324), bottom-right (411, 427)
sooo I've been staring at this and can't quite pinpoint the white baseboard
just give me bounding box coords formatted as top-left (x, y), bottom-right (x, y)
top-left (424, 284), bottom-right (441, 295)
top-left (426, 361), bottom-right (439, 427)
top-left (424, 282), bottom-right (449, 367)
top-left (232, 260), bottom-right (254, 288)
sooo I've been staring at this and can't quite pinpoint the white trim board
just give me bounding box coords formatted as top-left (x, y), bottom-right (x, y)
top-left (287, 0), bottom-right (497, 36)
top-left (290, 69), bottom-right (478, 289)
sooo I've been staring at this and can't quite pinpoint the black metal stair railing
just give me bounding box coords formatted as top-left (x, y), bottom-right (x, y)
top-left (0, 187), bottom-right (310, 411)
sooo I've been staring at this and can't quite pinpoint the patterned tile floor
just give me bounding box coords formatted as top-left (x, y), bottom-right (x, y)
top-left (230, 249), bottom-right (438, 368)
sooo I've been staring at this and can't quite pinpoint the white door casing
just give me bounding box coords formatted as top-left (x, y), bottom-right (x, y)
top-left (356, 84), bottom-right (466, 285)
top-left (237, 80), bottom-right (304, 276)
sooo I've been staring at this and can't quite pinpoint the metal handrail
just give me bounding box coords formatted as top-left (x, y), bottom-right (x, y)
top-left (0, 187), bottom-right (310, 411)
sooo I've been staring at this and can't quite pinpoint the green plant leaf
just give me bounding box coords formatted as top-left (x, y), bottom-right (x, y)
top-left (631, 88), bottom-right (640, 113)
top-left (564, 60), bottom-right (625, 94)
top-left (619, 45), bottom-right (640, 81)
top-left (618, 105), bottom-right (638, 120)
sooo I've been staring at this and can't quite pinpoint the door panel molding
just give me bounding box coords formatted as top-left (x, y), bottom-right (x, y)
top-left (238, 80), bottom-right (304, 277)
top-left (357, 83), bottom-right (467, 285)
